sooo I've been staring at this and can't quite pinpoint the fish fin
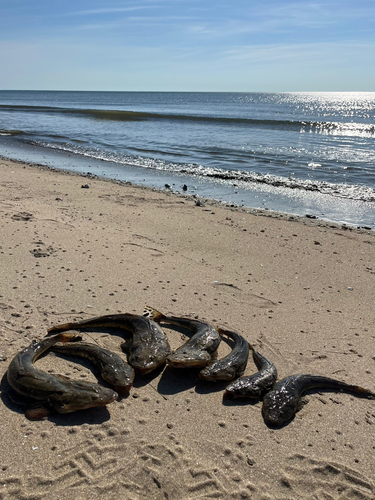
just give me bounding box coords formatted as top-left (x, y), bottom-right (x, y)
top-left (353, 385), bottom-right (375, 399)
top-left (59, 333), bottom-right (83, 343)
top-left (120, 339), bottom-right (132, 353)
top-left (144, 306), bottom-right (166, 322)
top-left (25, 405), bottom-right (50, 420)
top-left (47, 322), bottom-right (73, 334)
top-left (217, 327), bottom-right (229, 336)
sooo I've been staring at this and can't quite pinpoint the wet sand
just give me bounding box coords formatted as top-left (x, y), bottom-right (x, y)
top-left (0, 157), bottom-right (374, 500)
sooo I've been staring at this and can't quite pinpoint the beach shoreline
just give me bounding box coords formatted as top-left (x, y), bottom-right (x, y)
top-left (0, 156), bottom-right (374, 499)
top-left (1, 153), bottom-right (373, 233)
top-left (2, 129), bottom-right (375, 231)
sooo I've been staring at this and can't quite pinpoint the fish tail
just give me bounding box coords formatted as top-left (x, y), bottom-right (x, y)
top-left (47, 322), bottom-right (73, 334)
top-left (217, 327), bottom-right (229, 336)
top-left (59, 333), bottom-right (83, 343)
top-left (144, 306), bottom-right (166, 322)
top-left (351, 385), bottom-right (375, 399)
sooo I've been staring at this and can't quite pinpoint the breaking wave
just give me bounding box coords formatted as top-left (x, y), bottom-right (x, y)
top-left (36, 140), bottom-right (375, 203)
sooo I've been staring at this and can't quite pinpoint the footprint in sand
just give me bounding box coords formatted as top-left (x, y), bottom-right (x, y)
top-left (11, 212), bottom-right (33, 221)
top-left (29, 241), bottom-right (57, 258)
top-left (0, 423), bottom-right (257, 500)
top-left (1, 423), bottom-right (373, 500)
top-left (275, 453), bottom-right (375, 500)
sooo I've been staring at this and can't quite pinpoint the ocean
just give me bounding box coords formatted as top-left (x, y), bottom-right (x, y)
top-left (0, 90), bottom-right (374, 228)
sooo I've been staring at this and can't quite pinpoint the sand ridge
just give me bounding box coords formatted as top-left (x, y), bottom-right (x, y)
top-left (0, 157), bottom-right (374, 499)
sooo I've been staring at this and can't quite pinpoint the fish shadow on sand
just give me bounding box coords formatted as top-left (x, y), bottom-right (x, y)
top-left (0, 372), bottom-right (112, 426)
top-left (221, 394), bottom-right (262, 409)
top-left (0, 373), bottom-right (26, 416)
top-left (47, 406), bottom-right (112, 426)
top-left (157, 366), bottom-right (201, 395)
top-left (133, 363), bottom-right (166, 389)
top-left (195, 379), bottom-right (231, 395)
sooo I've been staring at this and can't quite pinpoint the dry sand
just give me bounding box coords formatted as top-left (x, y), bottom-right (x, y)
top-left (0, 157), bottom-right (374, 500)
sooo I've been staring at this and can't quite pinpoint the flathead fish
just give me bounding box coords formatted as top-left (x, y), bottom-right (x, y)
top-left (262, 374), bottom-right (375, 427)
top-left (144, 306), bottom-right (221, 368)
top-left (199, 327), bottom-right (249, 381)
top-left (48, 313), bottom-right (171, 375)
top-left (51, 341), bottom-right (135, 393)
top-left (7, 333), bottom-right (118, 419)
top-left (224, 348), bottom-right (277, 399)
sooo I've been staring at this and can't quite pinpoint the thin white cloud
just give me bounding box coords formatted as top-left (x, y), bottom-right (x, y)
top-left (70, 6), bottom-right (155, 16)
top-left (222, 41), bottom-right (375, 64)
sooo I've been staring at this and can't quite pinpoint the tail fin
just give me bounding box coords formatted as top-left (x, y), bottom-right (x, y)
top-left (352, 385), bottom-right (375, 399)
top-left (144, 306), bottom-right (166, 323)
top-left (47, 322), bottom-right (72, 334)
top-left (59, 333), bottom-right (83, 343)
top-left (217, 327), bottom-right (229, 336)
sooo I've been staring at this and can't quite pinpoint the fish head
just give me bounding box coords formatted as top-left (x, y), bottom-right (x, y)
top-left (224, 377), bottom-right (262, 399)
top-left (129, 346), bottom-right (166, 375)
top-left (101, 365), bottom-right (134, 393)
top-left (262, 397), bottom-right (296, 426)
top-left (167, 349), bottom-right (211, 368)
top-left (224, 381), bottom-right (262, 399)
top-left (199, 365), bottom-right (236, 381)
top-left (48, 383), bottom-right (118, 414)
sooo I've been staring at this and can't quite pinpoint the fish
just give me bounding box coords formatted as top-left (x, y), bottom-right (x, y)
top-left (48, 313), bottom-right (171, 375)
top-left (224, 348), bottom-right (277, 399)
top-left (7, 333), bottom-right (118, 419)
top-left (262, 374), bottom-right (375, 427)
top-left (144, 306), bottom-right (221, 368)
top-left (199, 327), bottom-right (249, 381)
top-left (51, 341), bottom-right (135, 393)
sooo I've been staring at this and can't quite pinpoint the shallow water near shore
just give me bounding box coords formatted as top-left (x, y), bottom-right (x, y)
top-left (1, 91), bottom-right (374, 228)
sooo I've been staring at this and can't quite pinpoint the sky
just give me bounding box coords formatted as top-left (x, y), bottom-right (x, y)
top-left (0, 0), bottom-right (374, 92)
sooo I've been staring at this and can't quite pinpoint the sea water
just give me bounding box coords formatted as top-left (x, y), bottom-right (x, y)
top-left (0, 91), bottom-right (374, 228)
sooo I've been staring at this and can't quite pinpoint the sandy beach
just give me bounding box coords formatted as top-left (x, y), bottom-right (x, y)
top-left (0, 156), bottom-right (374, 500)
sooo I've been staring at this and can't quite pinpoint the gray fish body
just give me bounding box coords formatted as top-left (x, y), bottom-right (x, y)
top-left (144, 306), bottom-right (221, 368)
top-left (199, 328), bottom-right (249, 381)
top-left (263, 374), bottom-right (375, 427)
top-left (7, 333), bottom-right (118, 416)
top-left (51, 342), bottom-right (135, 393)
top-left (224, 349), bottom-right (277, 398)
top-left (48, 314), bottom-right (171, 375)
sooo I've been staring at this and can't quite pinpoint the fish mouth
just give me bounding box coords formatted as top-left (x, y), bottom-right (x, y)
top-left (134, 363), bottom-right (162, 375)
top-left (223, 390), bottom-right (236, 399)
top-left (114, 384), bottom-right (133, 394)
top-left (199, 372), bottom-right (218, 381)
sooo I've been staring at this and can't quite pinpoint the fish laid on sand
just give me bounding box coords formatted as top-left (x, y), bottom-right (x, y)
top-left (199, 327), bottom-right (249, 381)
top-left (144, 306), bottom-right (221, 368)
top-left (51, 341), bottom-right (135, 393)
top-left (48, 314), bottom-right (171, 375)
top-left (7, 333), bottom-right (118, 419)
top-left (224, 348), bottom-right (277, 399)
top-left (262, 374), bottom-right (375, 427)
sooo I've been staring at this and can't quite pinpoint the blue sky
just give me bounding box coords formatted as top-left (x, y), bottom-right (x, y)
top-left (0, 0), bottom-right (374, 91)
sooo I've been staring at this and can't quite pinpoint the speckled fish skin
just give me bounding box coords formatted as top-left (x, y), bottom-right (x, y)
top-left (224, 348), bottom-right (277, 399)
top-left (7, 333), bottom-right (118, 417)
top-left (262, 374), bottom-right (375, 427)
top-left (144, 306), bottom-right (221, 368)
top-left (48, 313), bottom-right (171, 375)
top-left (199, 327), bottom-right (249, 381)
top-left (51, 341), bottom-right (135, 393)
